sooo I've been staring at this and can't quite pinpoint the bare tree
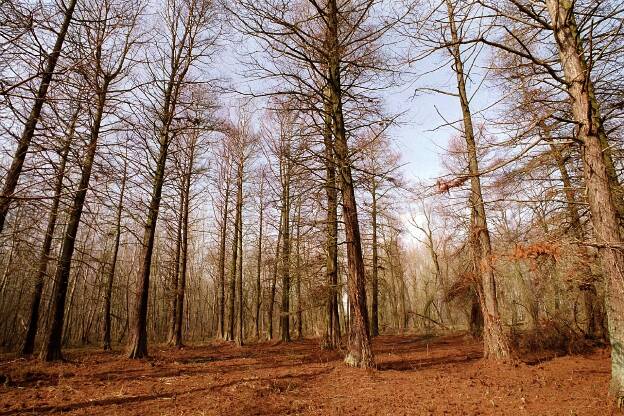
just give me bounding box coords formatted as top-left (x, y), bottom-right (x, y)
top-left (0, 0), bottom-right (78, 235)
top-left (127, 0), bottom-right (219, 358)
top-left (40, 0), bottom-right (142, 361)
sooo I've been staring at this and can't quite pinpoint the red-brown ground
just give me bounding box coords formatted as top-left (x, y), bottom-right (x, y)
top-left (0, 334), bottom-right (614, 415)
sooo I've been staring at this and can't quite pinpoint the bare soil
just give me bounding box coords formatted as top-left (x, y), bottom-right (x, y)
top-left (0, 334), bottom-right (613, 415)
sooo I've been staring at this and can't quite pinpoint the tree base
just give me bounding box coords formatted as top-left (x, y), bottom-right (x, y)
top-left (20, 343), bottom-right (35, 357)
top-left (344, 352), bottom-right (375, 369)
top-left (126, 336), bottom-right (148, 359)
top-left (39, 347), bottom-right (63, 362)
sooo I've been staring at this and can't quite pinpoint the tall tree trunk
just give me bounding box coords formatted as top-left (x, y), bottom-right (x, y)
top-left (127, 127), bottom-right (171, 358)
top-left (295, 197), bottom-right (302, 339)
top-left (326, 0), bottom-right (374, 368)
top-left (40, 85), bottom-right (109, 362)
top-left (0, 0), bottom-right (78, 235)
top-left (255, 176), bottom-right (264, 339)
top-left (267, 208), bottom-right (284, 339)
top-left (235, 159), bottom-right (244, 346)
top-left (103, 155), bottom-right (128, 351)
top-left (217, 162), bottom-right (231, 339)
top-left (323, 91), bottom-right (341, 348)
top-left (371, 179), bottom-right (379, 337)
top-left (227, 161), bottom-right (243, 342)
top-left (168, 195), bottom-right (183, 345)
top-left (20, 109), bottom-right (76, 356)
top-left (446, 0), bottom-right (510, 360)
top-left (544, 0), bottom-right (624, 402)
top-left (280, 152), bottom-right (291, 343)
top-left (173, 150), bottom-right (192, 348)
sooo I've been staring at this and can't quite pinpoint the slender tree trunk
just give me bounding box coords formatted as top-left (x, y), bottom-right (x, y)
top-left (327, 0), bottom-right (373, 368)
top-left (295, 197), bottom-right (302, 339)
top-left (127, 128), bottom-right (171, 358)
top-left (255, 176), bottom-right (264, 339)
top-left (235, 159), bottom-right (244, 346)
top-left (103, 155), bottom-right (128, 351)
top-left (227, 161), bottom-right (243, 341)
top-left (20, 110), bottom-right (75, 356)
top-left (168, 199), bottom-right (183, 345)
top-left (371, 180), bottom-right (379, 337)
top-left (217, 162), bottom-right (231, 339)
top-left (446, 0), bottom-right (510, 360)
top-left (0, 0), bottom-right (78, 235)
top-left (544, 0), bottom-right (624, 402)
top-left (280, 151), bottom-right (292, 343)
top-left (268, 205), bottom-right (284, 339)
top-left (173, 151), bottom-right (192, 348)
top-left (40, 85), bottom-right (109, 362)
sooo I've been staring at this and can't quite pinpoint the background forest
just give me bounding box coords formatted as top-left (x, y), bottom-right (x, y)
top-left (1, 0), bottom-right (624, 408)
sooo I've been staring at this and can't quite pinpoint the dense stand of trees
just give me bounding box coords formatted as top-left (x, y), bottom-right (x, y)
top-left (2, 0), bottom-right (624, 407)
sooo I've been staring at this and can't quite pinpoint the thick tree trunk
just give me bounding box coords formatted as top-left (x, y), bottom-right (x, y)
top-left (446, 0), bottom-right (510, 360)
top-left (327, 0), bottom-right (374, 368)
top-left (20, 111), bottom-right (75, 356)
top-left (544, 0), bottom-right (624, 402)
top-left (40, 86), bottom-right (108, 362)
top-left (103, 156), bottom-right (128, 351)
top-left (0, 0), bottom-right (77, 235)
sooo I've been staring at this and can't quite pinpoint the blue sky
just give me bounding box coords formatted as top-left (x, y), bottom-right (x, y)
top-left (385, 70), bottom-right (465, 185)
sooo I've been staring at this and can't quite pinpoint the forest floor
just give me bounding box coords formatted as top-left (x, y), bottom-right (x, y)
top-left (0, 333), bottom-right (614, 415)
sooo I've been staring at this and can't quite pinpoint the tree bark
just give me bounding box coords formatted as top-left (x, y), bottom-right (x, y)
top-left (327, 0), bottom-right (374, 368)
top-left (544, 0), bottom-right (624, 402)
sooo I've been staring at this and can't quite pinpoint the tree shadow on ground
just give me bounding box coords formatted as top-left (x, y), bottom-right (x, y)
top-left (0, 367), bottom-right (333, 416)
top-left (377, 352), bottom-right (482, 371)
